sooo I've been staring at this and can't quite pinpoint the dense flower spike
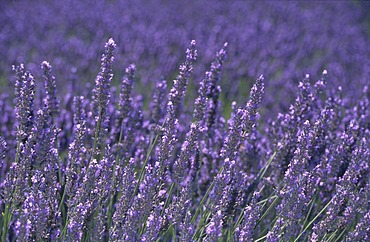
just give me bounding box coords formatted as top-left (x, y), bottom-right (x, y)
top-left (93, 38), bottom-right (116, 110)
top-left (41, 61), bottom-right (59, 119)
top-left (156, 40), bottom-right (197, 173)
top-left (150, 80), bottom-right (167, 125)
top-left (13, 64), bottom-right (36, 142)
top-left (267, 120), bottom-right (316, 241)
top-left (204, 42), bottom-right (228, 131)
top-left (91, 38), bottom-right (116, 158)
top-left (3, 65), bottom-right (36, 218)
top-left (109, 158), bottom-right (137, 240)
top-left (244, 75), bottom-right (264, 135)
top-left (234, 192), bottom-right (261, 241)
top-left (111, 63), bottom-right (136, 145)
top-left (311, 138), bottom-right (370, 241)
top-left (168, 40), bottom-right (196, 110)
top-left (346, 210), bottom-right (370, 241)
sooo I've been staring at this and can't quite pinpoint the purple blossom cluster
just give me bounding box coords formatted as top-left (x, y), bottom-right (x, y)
top-left (0, 1), bottom-right (369, 119)
top-left (0, 1), bottom-right (369, 241)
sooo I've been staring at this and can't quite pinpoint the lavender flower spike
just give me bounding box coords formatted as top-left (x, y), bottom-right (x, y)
top-left (92, 38), bottom-right (116, 157)
top-left (14, 64), bottom-right (36, 142)
top-left (93, 38), bottom-right (116, 111)
top-left (186, 40), bottom-right (197, 62)
top-left (41, 61), bottom-right (59, 119)
top-left (244, 75), bottom-right (264, 136)
top-left (168, 40), bottom-right (197, 109)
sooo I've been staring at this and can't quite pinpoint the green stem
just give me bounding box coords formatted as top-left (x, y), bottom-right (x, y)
top-left (92, 107), bottom-right (103, 159)
top-left (1, 129), bottom-right (24, 240)
top-left (1, 204), bottom-right (12, 242)
top-left (257, 195), bottom-right (278, 206)
top-left (333, 228), bottom-right (347, 242)
top-left (190, 166), bottom-right (223, 224)
top-left (299, 193), bottom-right (317, 235)
top-left (161, 182), bottom-right (175, 217)
top-left (294, 197), bottom-right (334, 242)
top-left (256, 195), bottom-right (280, 226)
top-left (255, 234), bottom-right (267, 242)
top-left (326, 231), bottom-right (337, 242)
top-left (106, 117), bottom-right (128, 230)
top-left (133, 113), bottom-right (169, 196)
top-left (193, 211), bottom-right (212, 241)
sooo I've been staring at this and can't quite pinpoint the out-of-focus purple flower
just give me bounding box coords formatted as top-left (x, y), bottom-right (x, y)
top-left (150, 80), bottom-right (167, 125)
top-left (204, 42), bottom-right (228, 131)
top-left (0, 137), bottom-right (6, 178)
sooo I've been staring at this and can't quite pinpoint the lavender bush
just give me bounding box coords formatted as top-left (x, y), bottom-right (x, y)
top-left (0, 1), bottom-right (369, 241)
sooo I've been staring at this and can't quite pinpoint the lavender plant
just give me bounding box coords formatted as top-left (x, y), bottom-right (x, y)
top-left (0, 2), bottom-right (369, 240)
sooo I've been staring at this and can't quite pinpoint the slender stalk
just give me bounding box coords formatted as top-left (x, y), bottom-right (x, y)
top-left (257, 195), bottom-right (278, 206)
top-left (255, 233), bottom-right (267, 242)
top-left (106, 117), bottom-right (128, 230)
top-left (256, 195), bottom-right (280, 226)
top-left (193, 210), bottom-right (212, 241)
top-left (1, 204), bottom-right (12, 242)
top-left (133, 113), bottom-right (168, 196)
top-left (2, 127), bottom-right (23, 241)
top-left (190, 166), bottom-right (224, 224)
top-left (299, 193), bottom-right (317, 235)
top-left (161, 182), bottom-right (175, 217)
top-left (333, 228), bottom-right (347, 242)
top-left (91, 107), bottom-right (103, 162)
top-left (294, 197), bottom-right (334, 242)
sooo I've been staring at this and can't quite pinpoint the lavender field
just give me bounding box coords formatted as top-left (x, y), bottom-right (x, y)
top-left (0, 1), bottom-right (369, 241)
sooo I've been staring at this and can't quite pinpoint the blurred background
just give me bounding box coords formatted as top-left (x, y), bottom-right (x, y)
top-left (0, 0), bottom-right (369, 120)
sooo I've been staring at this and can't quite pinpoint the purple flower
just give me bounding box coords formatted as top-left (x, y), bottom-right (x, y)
top-left (91, 38), bottom-right (116, 157)
top-left (205, 210), bottom-right (223, 241)
top-left (244, 75), bottom-right (264, 136)
top-left (41, 61), bottom-right (59, 119)
top-left (234, 192), bottom-right (261, 242)
top-left (173, 122), bottom-right (199, 184)
top-left (13, 64), bottom-right (35, 142)
top-left (203, 42), bottom-right (228, 131)
top-left (150, 80), bottom-right (167, 125)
